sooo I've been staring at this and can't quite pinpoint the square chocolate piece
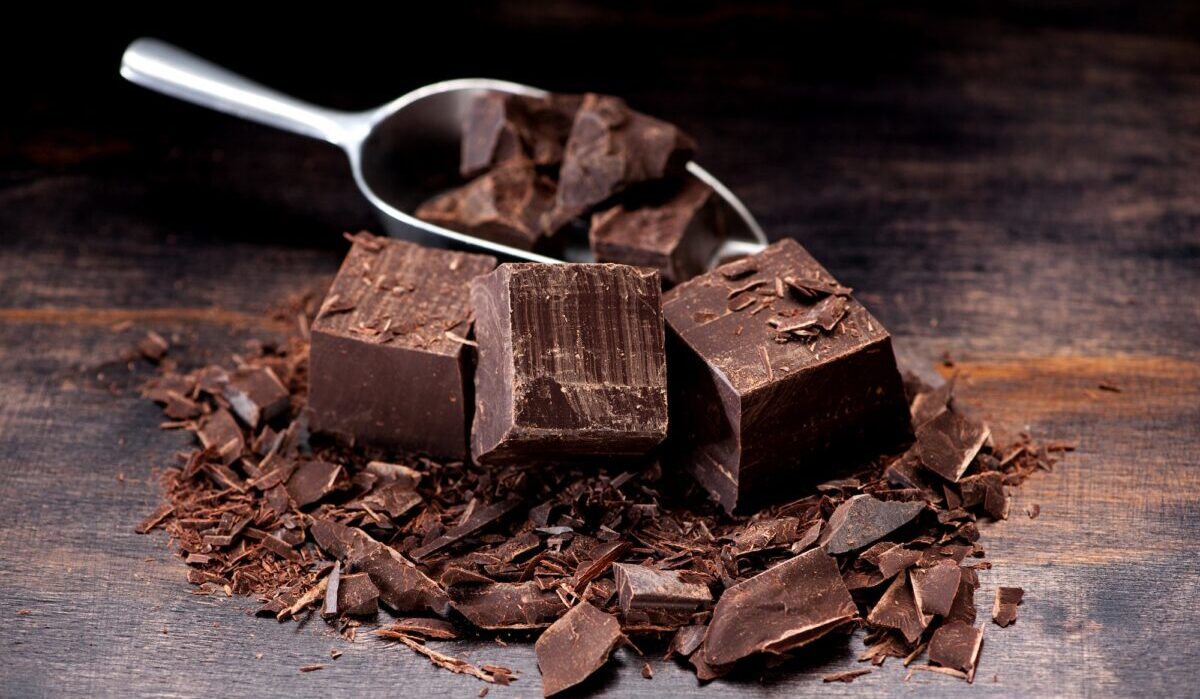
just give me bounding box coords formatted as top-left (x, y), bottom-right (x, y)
top-left (589, 177), bottom-right (725, 285)
top-left (309, 233), bottom-right (497, 459)
top-left (470, 263), bottom-right (668, 464)
top-left (662, 239), bottom-right (912, 512)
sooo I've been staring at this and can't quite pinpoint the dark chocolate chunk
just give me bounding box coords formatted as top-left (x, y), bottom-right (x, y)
top-left (222, 367), bottom-right (289, 428)
top-left (992, 586), bottom-right (1023, 627)
top-left (535, 601), bottom-right (623, 697)
top-left (309, 234), bottom-right (496, 459)
top-left (416, 159), bottom-right (558, 250)
top-left (461, 92), bottom-right (582, 177)
top-left (309, 519), bottom-right (450, 616)
top-left (875, 544), bottom-right (924, 580)
top-left (663, 239), bottom-right (912, 512)
top-left (928, 620), bottom-right (983, 676)
top-left (554, 93), bottom-right (696, 224)
top-left (960, 472), bottom-right (1008, 519)
top-left (285, 460), bottom-right (344, 508)
top-left (946, 569), bottom-right (980, 626)
top-left (337, 572), bottom-right (381, 616)
top-left (612, 563), bottom-right (712, 614)
top-left (916, 410), bottom-right (990, 483)
top-left (196, 408), bottom-right (244, 465)
top-left (703, 548), bottom-right (857, 669)
top-left (910, 376), bottom-right (956, 427)
top-left (136, 331), bottom-right (170, 362)
top-left (411, 496), bottom-right (521, 560)
top-left (667, 624), bottom-right (707, 659)
top-left (589, 178), bottom-right (725, 285)
top-left (471, 263), bottom-right (668, 463)
top-left (911, 560), bottom-right (962, 617)
top-left (451, 581), bottom-right (567, 630)
top-left (823, 494), bottom-right (925, 554)
top-left (867, 571), bottom-right (932, 644)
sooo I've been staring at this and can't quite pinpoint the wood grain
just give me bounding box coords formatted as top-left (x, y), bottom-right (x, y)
top-left (2, 4), bottom-right (1199, 697)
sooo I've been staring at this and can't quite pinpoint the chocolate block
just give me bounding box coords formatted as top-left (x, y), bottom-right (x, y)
top-left (415, 159), bottom-right (557, 251)
top-left (589, 178), bottom-right (725, 285)
top-left (460, 92), bottom-right (582, 177)
top-left (470, 263), bottom-right (668, 464)
top-left (309, 233), bottom-right (497, 459)
top-left (662, 239), bottom-right (912, 512)
top-left (554, 93), bottom-right (697, 226)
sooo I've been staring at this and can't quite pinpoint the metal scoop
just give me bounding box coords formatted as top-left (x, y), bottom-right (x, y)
top-left (120, 38), bottom-right (767, 265)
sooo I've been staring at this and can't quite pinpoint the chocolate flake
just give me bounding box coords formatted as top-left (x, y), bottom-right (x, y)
top-left (381, 617), bottom-right (459, 640)
top-left (992, 586), bottom-right (1023, 627)
top-left (703, 548), bottom-right (857, 669)
top-left (928, 620), bottom-right (983, 676)
top-left (917, 410), bottom-right (990, 483)
top-left (867, 571), bottom-right (932, 644)
top-left (535, 601), bottom-right (623, 697)
top-left (824, 495), bottom-right (925, 555)
top-left (911, 560), bottom-right (963, 617)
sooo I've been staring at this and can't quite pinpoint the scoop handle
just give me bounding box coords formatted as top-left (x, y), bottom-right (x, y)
top-left (120, 38), bottom-right (360, 146)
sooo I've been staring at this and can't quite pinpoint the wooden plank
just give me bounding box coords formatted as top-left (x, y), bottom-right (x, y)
top-left (2, 4), bottom-right (1199, 697)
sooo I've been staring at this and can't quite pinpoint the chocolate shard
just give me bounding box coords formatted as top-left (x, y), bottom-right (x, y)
top-left (916, 410), bottom-right (990, 483)
top-left (612, 563), bottom-right (712, 614)
top-left (350, 482), bottom-right (422, 520)
top-left (309, 519), bottom-right (450, 616)
top-left (309, 234), bottom-right (497, 459)
top-left (666, 625), bottom-right (708, 660)
top-left (589, 178), bottom-right (725, 285)
top-left (945, 569), bottom-right (980, 626)
top-left (823, 494), bottom-right (925, 555)
top-left (470, 263), bottom-right (668, 463)
top-left (411, 496), bottom-right (522, 560)
top-left (535, 601), bottom-right (623, 697)
top-left (196, 408), bottom-right (244, 465)
top-left (285, 460), bottom-right (344, 508)
top-left (451, 581), bottom-right (568, 630)
top-left (384, 617), bottom-right (459, 640)
top-left (702, 548), bottom-right (857, 669)
top-left (461, 92), bottom-right (582, 177)
top-left (554, 93), bottom-right (696, 225)
top-left (416, 159), bottom-right (558, 250)
top-left (911, 560), bottom-right (963, 617)
top-left (992, 586), bottom-right (1024, 627)
top-left (663, 239), bottom-right (913, 512)
top-left (960, 472), bottom-right (1008, 520)
top-left (867, 570), bottom-right (933, 644)
top-left (222, 366), bottom-right (289, 428)
top-left (875, 544), bottom-right (924, 580)
top-left (337, 572), bottom-right (380, 616)
top-left (928, 620), bottom-right (983, 676)
top-left (910, 376), bottom-right (956, 427)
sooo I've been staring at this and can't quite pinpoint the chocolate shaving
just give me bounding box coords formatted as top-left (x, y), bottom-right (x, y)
top-left (823, 668), bottom-right (872, 683)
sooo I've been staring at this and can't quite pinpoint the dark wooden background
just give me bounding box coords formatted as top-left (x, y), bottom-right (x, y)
top-left (2, 2), bottom-right (1198, 696)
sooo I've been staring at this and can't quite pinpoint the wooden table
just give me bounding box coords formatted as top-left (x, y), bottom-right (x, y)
top-left (3, 5), bottom-right (1198, 697)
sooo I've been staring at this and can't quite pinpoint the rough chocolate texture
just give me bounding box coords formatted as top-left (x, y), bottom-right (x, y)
top-left (554, 93), bottom-right (697, 224)
top-left (416, 160), bottom-right (558, 251)
top-left (309, 233), bottom-right (497, 459)
top-left (589, 178), bottom-right (725, 285)
top-left (461, 92), bottom-right (582, 177)
top-left (470, 263), bottom-right (668, 464)
top-left (663, 238), bottom-right (913, 512)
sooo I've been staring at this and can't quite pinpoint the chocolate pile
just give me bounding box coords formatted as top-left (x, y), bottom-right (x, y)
top-left (135, 232), bottom-right (1057, 695)
top-left (415, 90), bottom-right (724, 285)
